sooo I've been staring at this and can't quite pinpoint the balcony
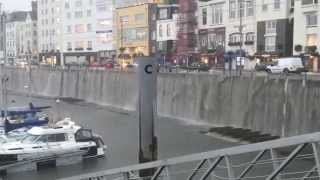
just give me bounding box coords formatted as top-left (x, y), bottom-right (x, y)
top-left (244, 41), bottom-right (254, 45)
top-left (228, 42), bottom-right (242, 46)
top-left (75, 48), bottom-right (84, 51)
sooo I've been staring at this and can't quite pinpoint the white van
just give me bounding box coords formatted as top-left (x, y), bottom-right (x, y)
top-left (266, 57), bottom-right (306, 74)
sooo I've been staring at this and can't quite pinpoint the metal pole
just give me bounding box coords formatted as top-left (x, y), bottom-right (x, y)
top-left (239, 0), bottom-right (243, 76)
top-left (137, 57), bottom-right (158, 178)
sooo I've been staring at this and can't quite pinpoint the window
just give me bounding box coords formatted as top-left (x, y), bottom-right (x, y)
top-left (67, 25), bottom-right (72, 33)
top-left (87, 24), bottom-right (92, 31)
top-left (202, 8), bottom-right (207, 25)
top-left (67, 42), bottom-right (72, 49)
top-left (75, 24), bottom-right (85, 33)
top-left (274, 0), bottom-right (280, 9)
top-left (159, 24), bottom-right (163, 37)
top-left (75, 0), bottom-right (82, 7)
top-left (265, 36), bottom-right (276, 52)
top-left (302, 0), bottom-right (318, 5)
top-left (136, 28), bottom-right (146, 41)
top-left (120, 16), bottom-right (129, 24)
top-left (65, 2), bottom-right (70, 8)
top-left (229, 33), bottom-right (241, 43)
top-left (306, 13), bottom-right (318, 27)
top-left (87, 41), bottom-right (92, 49)
top-left (266, 20), bottom-right (277, 34)
top-left (48, 134), bottom-right (66, 142)
top-left (75, 41), bottom-right (85, 49)
top-left (230, 0), bottom-right (236, 18)
top-left (246, 0), bottom-right (254, 16)
top-left (87, 10), bottom-right (92, 17)
top-left (246, 32), bottom-right (255, 42)
top-left (306, 34), bottom-right (317, 46)
top-left (159, 8), bottom-right (168, 19)
top-left (135, 13), bottom-right (145, 22)
top-left (238, 0), bottom-right (245, 17)
top-left (167, 24), bottom-right (171, 37)
top-left (262, 0), bottom-right (268, 11)
top-left (75, 11), bottom-right (83, 18)
top-left (67, 12), bottom-right (71, 19)
top-left (212, 3), bottom-right (223, 25)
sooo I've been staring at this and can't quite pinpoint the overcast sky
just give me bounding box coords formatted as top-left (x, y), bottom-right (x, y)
top-left (1, 0), bottom-right (32, 11)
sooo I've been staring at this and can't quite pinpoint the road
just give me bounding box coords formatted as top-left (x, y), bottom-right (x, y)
top-left (2, 94), bottom-right (237, 180)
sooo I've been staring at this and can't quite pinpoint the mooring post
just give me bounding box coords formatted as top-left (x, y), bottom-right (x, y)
top-left (136, 57), bottom-right (158, 179)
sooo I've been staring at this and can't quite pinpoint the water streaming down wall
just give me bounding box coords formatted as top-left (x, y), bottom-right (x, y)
top-left (2, 67), bottom-right (320, 137)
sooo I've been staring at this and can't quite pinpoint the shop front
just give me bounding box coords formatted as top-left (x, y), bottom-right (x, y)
top-left (39, 51), bottom-right (61, 66)
top-left (64, 52), bottom-right (97, 66)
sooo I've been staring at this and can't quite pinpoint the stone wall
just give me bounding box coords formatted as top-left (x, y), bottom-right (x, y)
top-left (2, 67), bottom-right (320, 137)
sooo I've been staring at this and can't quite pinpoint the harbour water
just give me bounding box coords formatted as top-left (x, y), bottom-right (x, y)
top-left (1, 94), bottom-right (237, 180)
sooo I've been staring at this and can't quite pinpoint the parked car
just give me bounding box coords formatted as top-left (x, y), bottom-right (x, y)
top-left (255, 63), bottom-right (267, 71)
top-left (266, 57), bottom-right (307, 74)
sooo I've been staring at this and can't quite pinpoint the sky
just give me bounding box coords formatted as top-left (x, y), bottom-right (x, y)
top-left (1, 0), bottom-right (32, 11)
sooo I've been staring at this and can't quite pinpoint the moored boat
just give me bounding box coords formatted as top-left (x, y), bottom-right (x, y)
top-left (0, 118), bottom-right (106, 166)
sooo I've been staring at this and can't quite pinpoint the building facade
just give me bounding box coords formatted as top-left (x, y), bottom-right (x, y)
top-left (63, 0), bottom-right (98, 65)
top-left (96, 0), bottom-right (115, 63)
top-left (176, 0), bottom-right (198, 64)
top-left (198, 0), bottom-right (294, 65)
top-left (293, 0), bottom-right (319, 54)
top-left (0, 3), bottom-right (7, 62)
top-left (5, 11), bottom-right (30, 64)
top-left (198, 0), bottom-right (227, 66)
top-left (156, 4), bottom-right (178, 63)
top-left (38, 0), bottom-right (115, 66)
top-left (255, 0), bottom-right (294, 58)
top-left (115, 3), bottom-right (157, 65)
top-left (16, 12), bottom-right (38, 63)
top-left (293, 0), bottom-right (319, 71)
top-left (37, 0), bottom-right (64, 65)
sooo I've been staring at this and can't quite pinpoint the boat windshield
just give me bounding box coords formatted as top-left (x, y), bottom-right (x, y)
top-left (21, 134), bottom-right (40, 144)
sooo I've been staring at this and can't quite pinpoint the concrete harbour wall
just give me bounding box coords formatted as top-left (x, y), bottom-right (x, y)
top-left (2, 67), bottom-right (320, 137)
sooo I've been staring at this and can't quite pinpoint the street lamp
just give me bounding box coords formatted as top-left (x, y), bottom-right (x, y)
top-left (237, 0), bottom-right (252, 76)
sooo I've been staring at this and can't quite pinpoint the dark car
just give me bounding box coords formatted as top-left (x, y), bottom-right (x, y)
top-left (255, 63), bottom-right (267, 71)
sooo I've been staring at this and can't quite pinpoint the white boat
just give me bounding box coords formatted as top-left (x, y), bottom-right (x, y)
top-left (0, 118), bottom-right (106, 165)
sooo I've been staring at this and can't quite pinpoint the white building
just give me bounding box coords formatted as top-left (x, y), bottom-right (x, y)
top-left (6, 21), bottom-right (18, 63)
top-left (293, 0), bottom-right (319, 55)
top-left (17, 13), bottom-right (38, 62)
top-left (37, 0), bottom-right (64, 65)
top-left (293, 0), bottom-right (319, 72)
top-left (5, 11), bottom-right (37, 64)
top-left (198, 0), bottom-right (294, 61)
top-left (38, 0), bottom-right (115, 66)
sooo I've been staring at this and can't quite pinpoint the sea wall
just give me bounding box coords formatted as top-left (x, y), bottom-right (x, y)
top-left (2, 67), bottom-right (320, 137)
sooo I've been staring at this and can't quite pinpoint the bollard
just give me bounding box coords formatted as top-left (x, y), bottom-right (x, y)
top-left (136, 57), bottom-right (158, 178)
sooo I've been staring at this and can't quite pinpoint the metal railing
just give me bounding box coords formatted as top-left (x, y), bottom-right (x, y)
top-left (0, 150), bottom-right (86, 171)
top-left (60, 132), bottom-right (320, 180)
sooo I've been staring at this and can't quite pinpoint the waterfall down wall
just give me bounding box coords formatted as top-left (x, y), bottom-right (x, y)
top-left (2, 67), bottom-right (320, 137)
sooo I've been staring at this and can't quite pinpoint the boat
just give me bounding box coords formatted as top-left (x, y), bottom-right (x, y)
top-left (0, 102), bottom-right (51, 134)
top-left (1, 103), bottom-right (51, 117)
top-left (4, 116), bottom-right (49, 133)
top-left (0, 118), bottom-right (106, 165)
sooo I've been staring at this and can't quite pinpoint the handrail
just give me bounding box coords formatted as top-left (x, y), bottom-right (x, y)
top-left (60, 132), bottom-right (320, 180)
